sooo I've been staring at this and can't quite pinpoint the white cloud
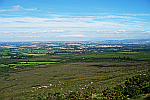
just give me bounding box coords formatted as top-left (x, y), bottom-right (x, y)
top-left (25, 8), bottom-right (41, 11)
top-left (32, 30), bottom-right (48, 33)
top-left (57, 34), bottom-right (85, 37)
top-left (117, 29), bottom-right (126, 32)
top-left (0, 12), bottom-right (149, 34)
top-left (80, 29), bottom-right (150, 34)
top-left (114, 31), bottom-right (120, 34)
top-left (0, 31), bottom-right (30, 35)
top-left (0, 17), bottom-right (49, 23)
top-left (0, 5), bottom-right (40, 12)
top-left (97, 30), bottom-right (103, 32)
top-left (106, 36), bottom-right (120, 37)
top-left (113, 29), bottom-right (126, 34)
top-left (126, 30), bottom-right (150, 34)
top-left (31, 32), bottom-right (36, 33)
top-left (124, 13), bottom-right (149, 16)
top-left (80, 31), bottom-right (95, 32)
top-left (12, 5), bottom-right (23, 9)
top-left (17, 36), bottom-right (40, 38)
top-left (141, 30), bottom-right (144, 32)
top-left (80, 30), bottom-right (105, 33)
top-left (0, 15), bottom-right (139, 30)
top-left (31, 30), bottom-right (69, 33)
top-left (125, 36), bottom-right (133, 37)
top-left (24, 31), bottom-right (28, 33)
top-left (141, 30), bottom-right (150, 33)
top-left (51, 30), bottom-right (69, 33)
top-left (111, 13), bottom-right (149, 16)
top-left (0, 9), bottom-right (14, 12)
top-left (97, 15), bottom-right (128, 19)
top-left (1, 32), bottom-right (9, 34)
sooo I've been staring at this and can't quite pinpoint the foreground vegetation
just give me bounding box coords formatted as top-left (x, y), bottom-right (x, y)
top-left (0, 40), bottom-right (150, 99)
top-left (44, 73), bottom-right (150, 100)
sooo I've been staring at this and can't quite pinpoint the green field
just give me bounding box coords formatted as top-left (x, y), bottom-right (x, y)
top-left (23, 54), bottom-right (47, 56)
top-left (20, 62), bottom-right (56, 64)
top-left (118, 52), bottom-right (139, 54)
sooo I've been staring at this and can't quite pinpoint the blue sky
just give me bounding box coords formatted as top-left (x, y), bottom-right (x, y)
top-left (0, 0), bottom-right (150, 42)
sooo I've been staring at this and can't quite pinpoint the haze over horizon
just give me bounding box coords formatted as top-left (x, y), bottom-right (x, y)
top-left (0, 0), bottom-right (150, 42)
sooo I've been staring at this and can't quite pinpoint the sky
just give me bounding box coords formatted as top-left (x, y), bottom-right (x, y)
top-left (0, 0), bottom-right (150, 42)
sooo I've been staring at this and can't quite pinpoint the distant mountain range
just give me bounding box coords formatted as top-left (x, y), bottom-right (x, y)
top-left (102, 39), bottom-right (150, 43)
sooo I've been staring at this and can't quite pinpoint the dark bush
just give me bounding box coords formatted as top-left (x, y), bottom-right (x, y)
top-left (102, 87), bottom-right (127, 100)
top-left (124, 74), bottom-right (150, 99)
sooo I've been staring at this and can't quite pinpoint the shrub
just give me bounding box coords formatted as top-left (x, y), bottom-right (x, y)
top-left (114, 85), bottom-right (124, 92)
top-left (123, 85), bottom-right (141, 99)
top-left (66, 90), bottom-right (92, 99)
top-left (124, 74), bottom-right (150, 99)
top-left (68, 91), bottom-right (79, 99)
top-left (102, 87), bottom-right (127, 100)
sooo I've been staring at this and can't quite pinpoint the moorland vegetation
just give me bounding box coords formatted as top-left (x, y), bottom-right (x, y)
top-left (0, 40), bottom-right (150, 99)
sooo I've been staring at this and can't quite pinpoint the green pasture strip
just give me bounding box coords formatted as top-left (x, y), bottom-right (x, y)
top-left (33, 50), bottom-right (50, 53)
top-left (20, 62), bottom-right (56, 64)
top-left (23, 54), bottom-right (46, 56)
top-left (1, 56), bottom-right (11, 58)
top-left (9, 64), bottom-right (34, 66)
top-left (117, 52), bottom-right (139, 54)
top-left (0, 64), bottom-right (9, 67)
top-left (55, 53), bottom-right (72, 54)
